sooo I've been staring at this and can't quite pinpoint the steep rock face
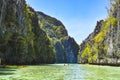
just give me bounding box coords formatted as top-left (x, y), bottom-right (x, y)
top-left (106, 0), bottom-right (120, 64)
top-left (0, 0), bottom-right (28, 64)
top-left (0, 0), bottom-right (55, 64)
top-left (62, 37), bottom-right (79, 63)
top-left (37, 12), bottom-right (68, 39)
top-left (0, 0), bottom-right (79, 64)
top-left (0, 0), bottom-right (26, 36)
top-left (79, 20), bottom-right (103, 54)
top-left (54, 41), bottom-right (65, 63)
top-left (79, 0), bottom-right (120, 65)
top-left (37, 12), bottom-right (79, 63)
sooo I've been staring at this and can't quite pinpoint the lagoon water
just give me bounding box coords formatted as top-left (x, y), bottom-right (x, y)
top-left (0, 64), bottom-right (120, 80)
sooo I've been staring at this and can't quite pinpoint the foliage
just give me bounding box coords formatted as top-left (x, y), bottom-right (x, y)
top-left (25, 6), bottom-right (56, 64)
top-left (80, 16), bottom-right (117, 63)
top-left (37, 13), bottom-right (68, 39)
top-left (104, 17), bottom-right (117, 28)
top-left (0, 4), bottom-right (56, 65)
top-left (81, 44), bottom-right (92, 63)
top-left (93, 54), bottom-right (97, 61)
top-left (94, 17), bottom-right (117, 43)
top-left (94, 31), bottom-right (105, 43)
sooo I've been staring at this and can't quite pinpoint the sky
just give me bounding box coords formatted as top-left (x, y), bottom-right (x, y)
top-left (26, 0), bottom-right (109, 44)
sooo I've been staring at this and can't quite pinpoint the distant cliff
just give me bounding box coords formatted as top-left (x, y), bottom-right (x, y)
top-left (37, 12), bottom-right (79, 63)
top-left (0, 0), bottom-right (79, 64)
top-left (78, 0), bottom-right (120, 65)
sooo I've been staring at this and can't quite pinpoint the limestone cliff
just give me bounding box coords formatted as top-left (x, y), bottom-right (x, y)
top-left (0, 0), bottom-right (55, 64)
top-left (37, 12), bottom-right (79, 63)
top-left (0, 0), bottom-right (79, 64)
top-left (79, 0), bottom-right (120, 65)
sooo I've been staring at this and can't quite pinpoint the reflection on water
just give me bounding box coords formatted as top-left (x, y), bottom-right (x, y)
top-left (0, 68), bottom-right (16, 77)
top-left (0, 64), bottom-right (120, 80)
top-left (0, 64), bottom-right (86, 80)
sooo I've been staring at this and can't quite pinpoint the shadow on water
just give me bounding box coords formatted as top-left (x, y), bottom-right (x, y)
top-left (0, 68), bottom-right (16, 75)
top-left (0, 72), bottom-right (14, 75)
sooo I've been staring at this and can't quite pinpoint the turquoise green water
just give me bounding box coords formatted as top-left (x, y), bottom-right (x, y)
top-left (0, 64), bottom-right (120, 80)
top-left (81, 64), bottom-right (120, 80)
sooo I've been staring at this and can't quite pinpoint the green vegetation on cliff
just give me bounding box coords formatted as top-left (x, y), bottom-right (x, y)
top-left (0, 0), bottom-right (55, 65)
top-left (79, 0), bottom-right (120, 64)
top-left (0, 0), bottom-right (79, 65)
top-left (37, 11), bottom-right (79, 63)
